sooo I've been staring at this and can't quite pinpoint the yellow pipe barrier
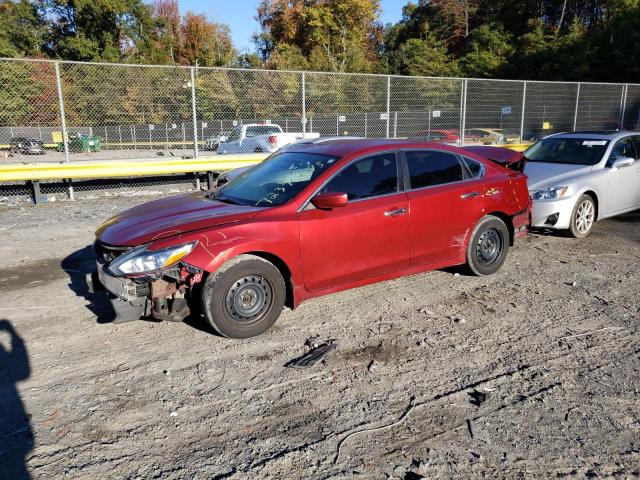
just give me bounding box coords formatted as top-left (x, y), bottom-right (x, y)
top-left (1, 140), bottom-right (212, 149)
top-left (0, 154), bottom-right (268, 182)
top-left (0, 144), bottom-right (58, 149)
top-left (496, 143), bottom-right (532, 152)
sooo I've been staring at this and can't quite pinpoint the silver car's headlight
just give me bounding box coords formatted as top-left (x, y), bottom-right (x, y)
top-left (530, 186), bottom-right (568, 201)
top-left (109, 242), bottom-right (196, 275)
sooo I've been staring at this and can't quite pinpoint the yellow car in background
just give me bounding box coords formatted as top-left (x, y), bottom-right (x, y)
top-left (465, 128), bottom-right (521, 145)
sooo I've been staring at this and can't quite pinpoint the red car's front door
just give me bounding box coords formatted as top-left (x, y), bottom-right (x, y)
top-left (403, 149), bottom-right (487, 265)
top-left (297, 152), bottom-right (410, 292)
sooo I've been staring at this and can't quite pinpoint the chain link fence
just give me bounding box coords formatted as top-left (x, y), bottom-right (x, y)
top-left (1, 57), bottom-right (639, 201)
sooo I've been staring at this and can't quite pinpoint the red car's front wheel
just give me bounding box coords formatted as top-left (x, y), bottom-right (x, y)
top-left (201, 255), bottom-right (286, 338)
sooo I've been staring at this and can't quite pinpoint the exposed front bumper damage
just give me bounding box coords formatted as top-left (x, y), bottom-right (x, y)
top-left (530, 196), bottom-right (576, 230)
top-left (90, 243), bottom-right (203, 324)
top-left (92, 259), bottom-right (150, 323)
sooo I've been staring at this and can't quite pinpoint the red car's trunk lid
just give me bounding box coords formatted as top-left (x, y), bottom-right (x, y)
top-left (462, 145), bottom-right (527, 173)
top-left (96, 192), bottom-right (260, 246)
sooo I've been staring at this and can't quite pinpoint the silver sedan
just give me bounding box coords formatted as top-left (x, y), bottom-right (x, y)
top-left (524, 131), bottom-right (640, 237)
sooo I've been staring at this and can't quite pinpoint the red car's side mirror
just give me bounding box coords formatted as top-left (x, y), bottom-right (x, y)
top-left (311, 192), bottom-right (348, 210)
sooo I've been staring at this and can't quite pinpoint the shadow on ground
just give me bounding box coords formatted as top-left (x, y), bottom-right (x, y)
top-left (61, 245), bottom-right (115, 323)
top-left (0, 319), bottom-right (33, 479)
top-left (607, 209), bottom-right (640, 223)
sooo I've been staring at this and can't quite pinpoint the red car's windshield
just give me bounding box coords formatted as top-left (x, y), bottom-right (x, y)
top-left (214, 151), bottom-right (339, 207)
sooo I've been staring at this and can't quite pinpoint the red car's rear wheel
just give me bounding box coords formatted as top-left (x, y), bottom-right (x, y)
top-left (201, 255), bottom-right (286, 338)
top-left (466, 215), bottom-right (509, 276)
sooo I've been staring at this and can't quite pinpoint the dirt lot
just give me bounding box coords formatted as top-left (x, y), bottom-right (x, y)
top-left (0, 196), bottom-right (638, 479)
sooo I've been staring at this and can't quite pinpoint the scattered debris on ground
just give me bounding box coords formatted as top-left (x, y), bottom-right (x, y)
top-left (285, 339), bottom-right (337, 368)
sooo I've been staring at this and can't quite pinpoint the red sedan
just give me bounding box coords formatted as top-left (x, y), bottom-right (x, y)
top-left (409, 129), bottom-right (460, 143)
top-left (93, 140), bottom-right (531, 338)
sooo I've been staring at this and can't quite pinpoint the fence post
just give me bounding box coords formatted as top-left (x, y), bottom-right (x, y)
top-left (393, 111), bottom-right (398, 138)
top-left (386, 75), bottom-right (391, 138)
top-left (301, 72), bottom-right (306, 136)
top-left (190, 67), bottom-right (199, 158)
top-left (55, 61), bottom-right (73, 200)
top-left (459, 79), bottom-right (468, 146)
top-left (520, 81), bottom-right (527, 141)
top-left (619, 84), bottom-right (628, 130)
top-left (573, 83), bottom-right (581, 132)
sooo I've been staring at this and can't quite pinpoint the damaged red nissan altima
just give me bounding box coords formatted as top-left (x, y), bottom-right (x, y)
top-left (91, 139), bottom-right (531, 338)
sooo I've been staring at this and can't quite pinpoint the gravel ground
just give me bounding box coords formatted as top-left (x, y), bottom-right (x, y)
top-left (0, 196), bottom-right (638, 479)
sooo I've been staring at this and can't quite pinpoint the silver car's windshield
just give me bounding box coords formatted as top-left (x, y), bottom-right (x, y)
top-left (525, 138), bottom-right (609, 166)
top-left (214, 151), bottom-right (339, 207)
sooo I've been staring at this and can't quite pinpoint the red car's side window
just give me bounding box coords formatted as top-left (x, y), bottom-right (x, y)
top-left (405, 151), bottom-right (464, 189)
top-left (323, 153), bottom-right (399, 201)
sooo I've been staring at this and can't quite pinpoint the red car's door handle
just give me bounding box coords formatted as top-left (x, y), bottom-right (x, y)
top-left (461, 191), bottom-right (480, 199)
top-left (384, 208), bottom-right (407, 217)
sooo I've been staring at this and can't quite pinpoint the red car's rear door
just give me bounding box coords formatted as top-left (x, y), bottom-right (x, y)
top-left (297, 151), bottom-right (410, 292)
top-left (402, 149), bottom-right (487, 265)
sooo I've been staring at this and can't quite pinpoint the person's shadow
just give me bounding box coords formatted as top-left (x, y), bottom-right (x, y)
top-left (0, 319), bottom-right (33, 479)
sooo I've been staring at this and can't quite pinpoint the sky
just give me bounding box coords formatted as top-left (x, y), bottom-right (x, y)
top-left (178, 0), bottom-right (407, 53)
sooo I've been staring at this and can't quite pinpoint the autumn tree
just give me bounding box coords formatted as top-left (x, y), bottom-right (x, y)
top-left (430, 0), bottom-right (481, 52)
top-left (180, 12), bottom-right (235, 67)
top-left (256, 0), bottom-right (383, 72)
top-left (153, 0), bottom-right (181, 63)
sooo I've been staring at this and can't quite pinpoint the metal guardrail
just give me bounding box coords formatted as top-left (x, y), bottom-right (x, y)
top-left (0, 154), bottom-right (267, 182)
top-left (0, 153), bottom-right (267, 203)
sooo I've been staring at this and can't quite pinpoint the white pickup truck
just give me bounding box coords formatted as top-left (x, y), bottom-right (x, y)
top-left (206, 124), bottom-right (319, 154)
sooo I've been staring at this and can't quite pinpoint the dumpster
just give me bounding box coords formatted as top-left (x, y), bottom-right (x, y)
top-left (58, 134), bottom-right (102, 153)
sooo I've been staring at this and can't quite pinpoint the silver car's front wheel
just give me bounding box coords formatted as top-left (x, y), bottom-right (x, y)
top-left (569, 194), bottom-right (596, 238)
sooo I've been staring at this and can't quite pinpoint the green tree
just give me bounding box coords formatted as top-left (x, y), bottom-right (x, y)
top-left (459, 23), bottom-right (513, 77)
top-left (393, 34), bottom-right (460, 77)
top-left (0, 0), bottom-right (45, 57)
top-left (589, 0), bottom-right (640, 82)
top-left (46, 0), bottom-right (158, 62)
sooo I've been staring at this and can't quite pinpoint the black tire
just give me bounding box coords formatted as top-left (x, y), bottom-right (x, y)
top-left (465, 215), bottom-right (510, 276)
top-left (567, 194), bottom-right (596, 238)
top-left (254, 147), bottom-right (263, 153)
top-left (201, 254), bottom-right (286, 338)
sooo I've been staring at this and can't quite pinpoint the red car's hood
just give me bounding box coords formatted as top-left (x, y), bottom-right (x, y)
top-left (96, 192), bottom-right (260, 246)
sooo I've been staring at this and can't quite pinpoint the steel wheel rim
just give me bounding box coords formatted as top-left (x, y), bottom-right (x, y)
top-left (575, 200), bottom-right (594, 234)
top-left (225, 275), bottom-right (272, 323)
top-left (476, 228), bottom-right (503, 265)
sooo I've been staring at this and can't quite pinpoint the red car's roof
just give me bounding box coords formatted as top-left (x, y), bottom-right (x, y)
top-left (286, 138), bottom-right (468, 157)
